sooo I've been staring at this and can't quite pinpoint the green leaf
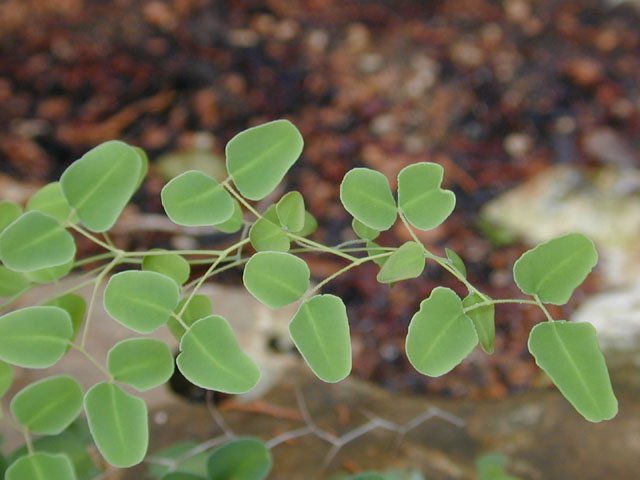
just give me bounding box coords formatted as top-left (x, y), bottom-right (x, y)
top-left (0, 201), bottom-right (23, 233)
top-left (107, 338), bottom-right (174, 391)
top-left (406, 287), bottom-right (478, 377)
top-left (376, 242), bottom-right (425, 283)
top-left (168, 294), bottom-right (213, 341)
top-left (249, 216), bottom-right (290, 252)
top-left (445, 248), bottom-right (466, 277)
top-left (397, 163), bottom-right (456, 230)
top-left (11, 375), bottom-right (83, 434)
top-left (26, 182), bottom-right (77, 224)
top-left (104, 271), bottom-right (179, 333)
top-left (289, 295), bottom-right (352, 383)
top-left (84, 382), bottom-right (148, 467)
top-left (262, 204), bottom-right (281, 224)
top-left (0, 360), bottom-right (12, 397)
top-left (366, 241), bottom-right (388, 267)
top-left (6, 453), bottom-right (76, 480)
top-left (214, 199), bottom-right (244, 234)
top-left (161, 170), bottom-right (234, 226)
top-left (513, 233), bottom-right (598, 305)
top-left (528, 321), bottom-right (617, 422)
top-left (148, 441), bottom-right (209, 478)
top-left (226, 120), bottom-right (304, 200)
top-left (45, 294), bottom-right (86, 349)
top-left (177, 316), bottom-right (260, 394)
top-left (207, 438), bottom-right (272, 480)
top-left (340, 168), bottom-right (397, 231)
top-left (60, 140), bottom-right (142, 232)
top-left (132, 146), bottom-right (149, 190)
top-left (463, 293), bottom-right (495, 354)
top-left (143, 250), bottom-right (191, 285)
top-left (162, 473), bottom-right (206, 480)
top-left (25, 260), bottom-right (73, 284)
top-left (476, 453), bottom-right (521, 480)
top-left (0, 306), bottom-right (72, 368)
top-left (0, 266), bottom-right (30, 297)
top-left (243, 252), bottom-right (309, 309)
top-left (276, 191), bottom-right (305, 232)
top-left (352, 218), bottom-right (379, 241)
top-left (0, 211), bottom-right (76, 272)
top-left (298, 211), bottom-right (318, 237)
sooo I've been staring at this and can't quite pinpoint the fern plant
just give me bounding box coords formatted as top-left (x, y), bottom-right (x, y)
top-left (0, 120), bottom-right (617, 479)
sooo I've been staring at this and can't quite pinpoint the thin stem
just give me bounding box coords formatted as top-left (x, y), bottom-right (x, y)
top-left (68, 223), bottom-right (121, 253)
top-left (0, 286), bottom-right (31, 311)
top-left (102, 232), bottom-right (116, 249)
top-left (289, 233), bottom-right (357, 262)
top-left (80, 255), bottom-right (122, 348)
top-left (69, 343), bottom-right (114, 381)
top-left (170, 312), bottom-right (188, 330)
top-left (121, 249), bottom-right (223, 258)
top-left (182, 258), bottom-right (249, 291)
top-left (534, 294), bottom-right (555, 321)
top-left (73, 252), bottom-right (117, 267)
top-left (23, 428), bottom-right (34, 455)
top-left (224, 182), bottom-right (262, 219)
top-left (462, 298), bottom-right (539, 313)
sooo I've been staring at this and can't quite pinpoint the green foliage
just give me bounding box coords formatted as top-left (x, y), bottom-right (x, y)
top-left (61, 140), bottom-right (142, 232)
top-left (11, 375), bottom-right (83, 435)
top-left (84, 382), bottom-right (148, 468)
top-left (376, 241), bottom-right (425, 283)
top-left (26, 182), bottom-right (77, 224)
top-left (243, 252), bottom-right (309, 308)
top-left (340, 168), bottom-right (397, 231)
top-left (161, 170), bottom-right (234, 227)
top-left (0, 211), bottom-right (76, 272)
top-left (5, 452), bottom-right (76, 480)
top-left (397, 163), bottom-right (455, 230)
top-left (226, 119), bottom-right (304, 200)
top-left (206, 438), bottom-right (272, 480)
top-left (513, 233), bottom-right (598, 305)
top-left (107, 338), bottom-right (174, 391)
top-left (476, 453), bottom-right (522, 480)
top-left (104, 270), bottom-right (179, 333)
top-left (177, 316), bottom-right (260, 393)
top-left (528, 321), bottom-right (618, 422)
top-left (0, 120), bottom-right (617, 476)
top-left (0, 306), bottom-right (72, 368)
top-left (289, 295), bottom-right (352, 383)
top-left (406, 287), bottom-right (478, 377)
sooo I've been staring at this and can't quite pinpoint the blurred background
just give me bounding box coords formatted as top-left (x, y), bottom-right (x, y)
top-left (1, 0), bottom-right (640, 478)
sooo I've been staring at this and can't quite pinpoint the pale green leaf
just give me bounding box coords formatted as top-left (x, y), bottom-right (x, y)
top-left (249, 216), bottom-right (290, 252)
top-left (0, 201), bottom-right (23, 233)
top-left (243, 252), bottom-right (309, 309)
top-left (0, 211), bottom-right (76, 272)
top-left (26, 182), bottom-right (77, 224)
top-left (528, 321), bottom-right (617, 422)
top-left (142, 250), bottom-right (191, 285)
top-left (25, 260), bottom-right (73, 284)
top-left (168, 294), bottom-right (213, 341)
top-left (161, 170), bottom-right (234, 226)
top-left (463, 293), bottom-right (495, 354)
top-left (289, 295), bottom-right (352, 383)
top-left (0, 266), bottom-right (30, 297)
top-left (366, 241), bottom-right (388, 267)
top-left (406, 287), bottom-right (478, 376)
top-left (162, 473), bottom-right (205, 480)
top-left (226, 120), bottom-right (304, 200)
top-left (513, 233), bottom-right (598, 305)
top-left (340, 168), bottom-right (397, 231)
top-left (107, 338), bottom-right (174, 391)
top-left (132, 146), bottom-right (149, 190)
top-left (445, 248), bottom-right (466, 277)
top-left (397, 163), bottom-right (455, 230)
top-left (352, 218), bottom-right (379, 241)
top-left (46, 294), bottom-right (86, 350)
top-left (0, 306), bottom-right (72, 368)
top-left (376, 242), bottom-right (425, 283)
top-left (148, 441), bottom-right (209, 478)
top-left (11, 375), bottom-right (83, 434)
top-left (6, 453), bottom-right (76, 480)
top-left (177, 316), bottom-right (260, 394)
top-left (476, 453), bottom-right (522, 480)
top-left (104, 271), bottom-right (179, 333)
top-left (60, 140), bottom-right (142, 232)
top-left (0, 360), bottom-right (12, 397)
top-left (297, 211), bottom-right (318, 237)
top-left (214, 199), bottom-right (244, 234)
top-left (207, 438), bottom-right (272, 480)
top-left (84, 382), bottom-right (148, 467)
top-left (276, 191), bottom-right (305, 232)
